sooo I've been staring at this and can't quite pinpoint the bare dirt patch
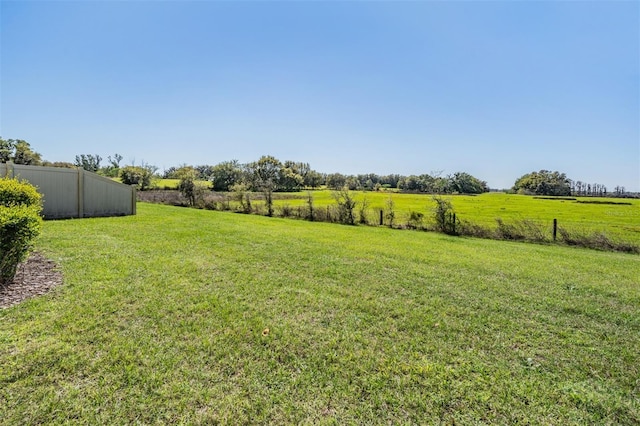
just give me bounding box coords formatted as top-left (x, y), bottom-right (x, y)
top-left (0, 252), bottom-right (63, 309)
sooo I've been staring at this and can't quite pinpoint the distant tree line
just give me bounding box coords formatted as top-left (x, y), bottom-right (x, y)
top-left (512, 170), bottom-right (631, 198)
top-left (1, 137), bottom-right (634, 197)
top-left (161, 157), bottom-right (489, 195)
top-left (570, 181), bottom-right (625, 197)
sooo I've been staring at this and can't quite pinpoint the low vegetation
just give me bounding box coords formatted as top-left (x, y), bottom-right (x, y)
top-left (1, 203), bottom-right (638, 424)
top-left (138, 189), bottom-right (640, 252)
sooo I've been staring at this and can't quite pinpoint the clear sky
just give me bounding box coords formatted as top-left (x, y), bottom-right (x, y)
top-left (1, 0), bottom-right (638, 191)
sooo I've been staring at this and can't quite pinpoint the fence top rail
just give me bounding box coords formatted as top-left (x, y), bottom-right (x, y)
top-left (2, 163), bottom-right (133, 187)
top-left (3, 163), bottom-right (78, 176)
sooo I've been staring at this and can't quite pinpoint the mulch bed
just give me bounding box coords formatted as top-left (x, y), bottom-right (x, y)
top-left (0, 252), bottom-right (63, 309)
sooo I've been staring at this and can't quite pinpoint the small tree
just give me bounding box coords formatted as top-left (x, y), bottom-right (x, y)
top-left (306, 191), bottom-right (315, 221)
top-left (384, 196), bottom-right (395, 228)
top-left (120, 164), bottom-right (157, 190)
top-left (176, 167), bottom-right (204, 207)
top-left (433, 196), bottom-right (457, 235)
top-left (230, 183), bottom-right (252, 213)
top-left (358, 195), bottom-right (369, 225)
top-left (246, 156), bottom-right (281, 217)
top-left (332, 188), bottom-right (357, 225)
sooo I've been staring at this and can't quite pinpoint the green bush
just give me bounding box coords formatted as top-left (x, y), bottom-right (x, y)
top-left (432, 196), bottom-right (457, 235)
top-left (120, 165), bottom-right (156, 191)
top-left (0, 177), bottom-right (41, 207)
top-left (0, 178), bottom-right (43, 285)
top-left (332, 189), bottom-right (357, 225)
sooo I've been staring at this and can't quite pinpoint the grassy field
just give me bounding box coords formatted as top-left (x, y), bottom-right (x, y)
top-left (267, 191), bottom-right (640, 244)
top-left (111, 178), bottom-right (211, 190)
top-left (1, 203), bottom-right (638, 424)
top-left (151, 178), bottom-right (211, 190)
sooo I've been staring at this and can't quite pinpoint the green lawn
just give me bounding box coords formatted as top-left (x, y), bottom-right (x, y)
top-left (270, 191), bottom-right (640, 244)
top-left (1, 203), bottom-right (639, 424)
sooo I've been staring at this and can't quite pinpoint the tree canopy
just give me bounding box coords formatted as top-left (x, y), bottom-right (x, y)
top-left (512, 170), bottom-right (571, 196)
top-left (0, 138), bottom-right (42, 166)
top-left (6, 137), bottom-right (632, 197)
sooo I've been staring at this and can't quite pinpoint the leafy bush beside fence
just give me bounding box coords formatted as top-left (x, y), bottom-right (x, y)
top-left (0, 177), bottom-right (41, 207)
top-left (0, 178), bottom-right (43, 285)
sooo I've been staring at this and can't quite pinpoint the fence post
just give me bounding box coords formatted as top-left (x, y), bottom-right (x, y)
top-left (553, 218), bottom-right (557, 241)
top-left (380, 210), bottom-right (384, 226)
top-left (132, 186), bottom-right (137, 215)
top-left (453, 213), bottom-right (456, 235)
top-left (77, 168), bottom-right (84, 218)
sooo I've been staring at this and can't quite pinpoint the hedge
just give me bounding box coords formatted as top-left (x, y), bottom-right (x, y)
top-left (0, 177), bottom-right (41, 207)
top-left (0, 178), bottom-right (43, 286)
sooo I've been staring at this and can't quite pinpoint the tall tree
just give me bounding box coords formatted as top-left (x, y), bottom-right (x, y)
top-left (450, 172), bottom-right (488, 194)
top-left (246, 155), bottom-right (282, 216)
top-left (75, 154), bottom-right (102, 172)
top-left (101, 153), bottom-right (124, 177)
top-left (326, 173), bottom-right (347, 190)
top-left (0, 138), bottom-right (42, 165)
top-left (210, 160), bottom-right (243, 192)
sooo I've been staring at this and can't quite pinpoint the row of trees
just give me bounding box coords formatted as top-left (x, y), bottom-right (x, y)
top-left (167, 157), bottom-right (491, 216)
top-left (163, 159), bottom-right (489, 195)
top-left (512, 170), bottom-right (629, 198)
top-left (1, 138), bottom-right (634, 197)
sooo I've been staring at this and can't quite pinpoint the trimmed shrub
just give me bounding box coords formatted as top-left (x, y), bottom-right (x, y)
top-left (0, 178), bottom-right (43, 285)
top-left (0, 177), bottom-right (41, 207)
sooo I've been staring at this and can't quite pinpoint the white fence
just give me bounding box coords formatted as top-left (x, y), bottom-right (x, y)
top-left (1, 163), bottom-right (136, 219)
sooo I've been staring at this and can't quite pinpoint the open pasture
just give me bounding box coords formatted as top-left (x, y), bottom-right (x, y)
top-left (271, 191), bottom-right (640, 244)
top-left (1, 203), bottom-right (638, 424)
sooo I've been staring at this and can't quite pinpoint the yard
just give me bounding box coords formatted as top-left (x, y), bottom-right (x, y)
top-left (1, 203), bottom-right (638, 424)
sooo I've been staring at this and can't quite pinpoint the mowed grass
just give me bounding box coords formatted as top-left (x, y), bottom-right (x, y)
top-left (1, 203), bottom-right (639, 424)
top-left (271, 191), bottom-right (640, 244)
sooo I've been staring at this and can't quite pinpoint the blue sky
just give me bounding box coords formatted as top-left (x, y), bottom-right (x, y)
top-left (1, 1), bottom-right (638, 190)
